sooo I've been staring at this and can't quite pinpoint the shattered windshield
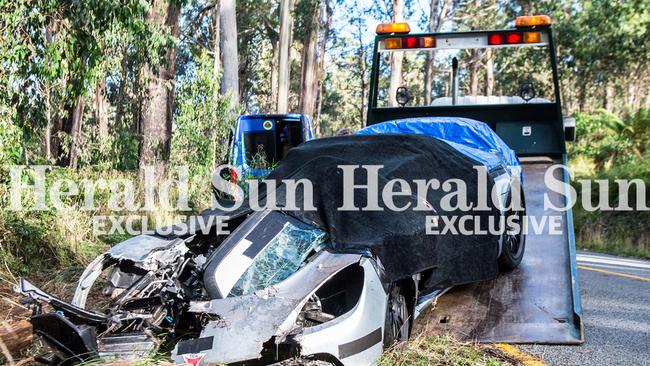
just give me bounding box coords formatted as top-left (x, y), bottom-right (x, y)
top-left (228, 221), bottom-right (328, 297)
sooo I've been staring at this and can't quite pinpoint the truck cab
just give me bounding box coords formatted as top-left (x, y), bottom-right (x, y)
top-left (228, 114), bottom-right (314, 181)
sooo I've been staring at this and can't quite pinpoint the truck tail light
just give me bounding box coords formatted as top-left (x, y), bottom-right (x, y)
top-left (523, 31), bottom-right (541, 43)
top-left (382, 36), bottom-right (436, 50)
top-left (385, 38), bottom-right (403, 49)
top-left (506, 33), bottom-right (522, 44)
top-left (488, 32), bottom-right (541, 45)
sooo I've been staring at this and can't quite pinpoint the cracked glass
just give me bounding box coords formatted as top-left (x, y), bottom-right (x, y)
top-left (229, 222), bottom-right (328, 297)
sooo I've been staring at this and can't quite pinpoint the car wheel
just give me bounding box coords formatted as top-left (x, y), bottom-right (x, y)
top-left (498, 188), bottom-right (526, 271)
top-left (383, 285), bottom-right (409, 347)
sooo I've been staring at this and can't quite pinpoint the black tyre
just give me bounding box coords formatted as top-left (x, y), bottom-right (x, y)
top-left (383, 285), bottom-right (409, 347)
top-left (498, 188), bottom-right (526, 271)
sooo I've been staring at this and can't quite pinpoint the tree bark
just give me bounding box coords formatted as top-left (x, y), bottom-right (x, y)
top-left (95, 78), bottom-right (109, 139)
top-left (298, 0), bottom-right (320, 119)
top-left (277, 0), bottom-right (294, 113)
top-left (139, 0), bottom-right (181, 177)
top-left (423, 0), bottom-right (450, 105)
top-left (115, 55), bottom-right (128, 129)
top-left (424, 0), bottom-right (438, 105)
top-left (212, 0), bottom-right (221, 92)
top-left (44, 85), bottom-right (52, 161)
top-left (220, 0), bottom-right (239, 101)
top-left (314, 0), bottom-right (332, 134)
top-left (468, 49), bottom-right (480, 95)
top-left (388, 0), bottom-right (404, 107)
top-left (483, 48), bottom-right (494, 96)
top-left (68, 96), bottom-right (85, 168)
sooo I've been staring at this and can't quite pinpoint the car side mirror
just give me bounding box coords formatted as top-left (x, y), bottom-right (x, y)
top-left (563, 117), bottom-right (576, 142)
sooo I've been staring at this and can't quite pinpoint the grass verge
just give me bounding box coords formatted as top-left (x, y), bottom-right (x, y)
top-left (378, 335), bottom-right (512, 366)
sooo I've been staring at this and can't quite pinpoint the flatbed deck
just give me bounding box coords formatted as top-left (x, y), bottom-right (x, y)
top-left (415, 159), bottom-right (584, 344)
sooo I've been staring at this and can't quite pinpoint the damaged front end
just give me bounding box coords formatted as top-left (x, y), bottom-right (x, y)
top-left (16, 210), bottom-right (386, 365)
top-left (171, 211), bottom-right (387, 365)
top-left (16, 234), bottom-right (215, 364)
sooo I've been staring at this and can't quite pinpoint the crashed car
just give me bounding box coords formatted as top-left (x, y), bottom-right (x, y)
top-left (17, 117), bottom-right (525, 365)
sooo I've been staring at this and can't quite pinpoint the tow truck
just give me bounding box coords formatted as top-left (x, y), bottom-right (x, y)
top-left (366, 15), bottom-right (583, 344)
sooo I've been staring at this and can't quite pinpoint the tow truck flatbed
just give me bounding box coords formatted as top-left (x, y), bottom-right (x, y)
top-left (416, 158), bottom-right (583, 344)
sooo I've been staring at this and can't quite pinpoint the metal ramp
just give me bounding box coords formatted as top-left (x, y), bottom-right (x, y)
top-left (416, 159), bottom-right (584, 344)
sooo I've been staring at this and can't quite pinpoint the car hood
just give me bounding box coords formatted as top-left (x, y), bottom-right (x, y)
top-left (172, 251), bottom-right (360, 364)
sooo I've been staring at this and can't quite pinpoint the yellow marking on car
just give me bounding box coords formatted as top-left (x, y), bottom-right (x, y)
top-left (496, 344), bottom-right (548, 366)
top-left (577, 265), bottom-right (650, 282)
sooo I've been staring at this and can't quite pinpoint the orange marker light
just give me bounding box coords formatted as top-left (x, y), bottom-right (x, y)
top-left (523, 31), bottom-right (541, 43)
top-left (515, 15), bottom-right (552, 27)
top-left (376, 22), bottom-right (411, 34)
top-left (421, 36), bottom-right (436, 48)
top-left (384, 38), bottom-right (403, 49)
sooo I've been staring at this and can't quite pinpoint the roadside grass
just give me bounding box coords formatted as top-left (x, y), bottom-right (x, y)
top-left (379, 335), bottom-right (511, 366)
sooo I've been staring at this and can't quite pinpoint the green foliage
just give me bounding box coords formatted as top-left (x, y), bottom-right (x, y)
top-left (171, 51), bottom-right (240, 178)
top-left (0, 0), bottom-right (176, 167)
top-left (0, 105), bottom-right (24, 169)
top-left (569, 109), bottom-right (650, 258)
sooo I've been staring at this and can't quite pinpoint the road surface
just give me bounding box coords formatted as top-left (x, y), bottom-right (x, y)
top-left (520, 250), bottom-right (650, 366)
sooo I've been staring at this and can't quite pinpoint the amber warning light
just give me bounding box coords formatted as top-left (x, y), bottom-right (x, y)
top-left (376, 22), bottom-right (411, 34)
top-left (515, 15), bottom-right (552, 27)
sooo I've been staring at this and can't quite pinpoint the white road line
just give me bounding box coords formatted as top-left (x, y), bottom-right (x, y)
top-left (576, 255), bottom-right (650, 270)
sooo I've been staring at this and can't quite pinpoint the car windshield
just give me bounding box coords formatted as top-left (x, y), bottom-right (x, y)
top-left (376, 42), bottom-right (555, 107)
top-left (228, 220), bottom-right (328, 297)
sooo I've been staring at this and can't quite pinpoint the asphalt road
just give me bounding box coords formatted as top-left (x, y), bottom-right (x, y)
top-left (520, 250), bottom-right (650, 366)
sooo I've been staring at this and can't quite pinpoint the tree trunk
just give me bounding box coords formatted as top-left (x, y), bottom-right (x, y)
top-left (95, 79), bottom-right (109, 139)
top-left (277, 0), bottom-right (294, 113)
top-left (468, 49), bottom-right (480, 95)
top-left (388, 0), bottom-right (404, 107)
top-left (68, 96), bottom-right (85, 168)
top-left (115, 54), bottom-right (129, 128)
top-left (424, 0), bottom-right (439, 105)
top-left (270, 39), bottom-right (280, 111)
top-left (298, 1), bottom-right (320, 119)
top-left (603, 83), bottom-right (614, 112)
top-left (578, 76), bottom-right (587, 111)
top-left (44, 85), bottom-right (52, 161)
top-left (0, 320), bottom-right (32, 359)
top-left (424, 0), bottom-right (450, 105)
top-left (212, 1), bottom-right (221, 92)
top-left (43, 23), bottom-right (54, 161)
top-left (484, 48), bottom-right (494, 96)
top-left (139, 0), bottom-right (181, 177)
top-left (220, 0), bottom-right (239, 101)
top-left (314, 0), bottom-right (332, 134)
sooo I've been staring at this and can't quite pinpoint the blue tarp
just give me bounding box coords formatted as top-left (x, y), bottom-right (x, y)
top-left (357, 117), bottom-right (520, 173)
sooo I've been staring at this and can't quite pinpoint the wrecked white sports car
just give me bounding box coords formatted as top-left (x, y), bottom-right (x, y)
top-left (17, 118), bottom-right (525, 365)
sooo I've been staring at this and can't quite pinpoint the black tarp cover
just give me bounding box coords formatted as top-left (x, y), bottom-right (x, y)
top-left (199, 134), bottom-right (501, 289)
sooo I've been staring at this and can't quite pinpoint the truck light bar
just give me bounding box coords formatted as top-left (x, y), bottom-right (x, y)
top-left (380, 31), bottom-right (546, 51)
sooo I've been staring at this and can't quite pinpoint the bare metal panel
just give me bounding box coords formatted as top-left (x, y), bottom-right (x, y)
top-left (415, 161), bottom-right (584, 344)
